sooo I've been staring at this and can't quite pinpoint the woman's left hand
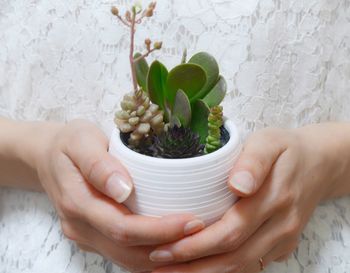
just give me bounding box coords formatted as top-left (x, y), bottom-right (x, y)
top-left (149, 124), bottom-right (350, 273)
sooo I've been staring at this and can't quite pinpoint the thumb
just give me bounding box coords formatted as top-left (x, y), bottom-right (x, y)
top-left (228, 129), bottom-right (287, 197)
top-left (64, 122), bottom-right (133, 203)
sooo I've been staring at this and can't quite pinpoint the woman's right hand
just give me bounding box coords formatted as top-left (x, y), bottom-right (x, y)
top-left (34, 120), bottom-right (203, 272)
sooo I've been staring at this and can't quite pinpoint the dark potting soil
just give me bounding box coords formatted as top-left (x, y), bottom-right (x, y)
top-left (120, 126), bottom-right (230, 158)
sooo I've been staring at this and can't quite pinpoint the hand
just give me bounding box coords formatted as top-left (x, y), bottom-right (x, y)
top-left (35, 120), bottom-right (204, 272)
top-left (149, 124), bottom-right (348, 273)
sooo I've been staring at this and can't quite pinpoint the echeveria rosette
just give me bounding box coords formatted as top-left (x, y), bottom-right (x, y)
top-left (153, 126), bottom-right (204, 158)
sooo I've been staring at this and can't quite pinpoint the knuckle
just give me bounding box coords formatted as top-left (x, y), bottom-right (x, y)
top-left (282, 218), bottom-right (301, 239)
top-left (239, 156), bottom-right (266, 178)
top-left (275, 191), bottom-right (295, 210)
top-left (218, 226), bottom-right (246, 252)
top-left (59, 196), bottom-right (79, 217)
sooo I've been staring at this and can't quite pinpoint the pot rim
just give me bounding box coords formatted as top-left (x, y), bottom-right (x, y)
top-left (111, 118), bottom-right (240, 167)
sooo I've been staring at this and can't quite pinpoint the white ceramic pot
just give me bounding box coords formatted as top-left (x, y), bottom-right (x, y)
top-left (109, 119), bottom-right (241, 225)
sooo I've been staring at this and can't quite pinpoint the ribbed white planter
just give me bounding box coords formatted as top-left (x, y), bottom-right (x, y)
top-left (109, 119), bottom-right (241, 225)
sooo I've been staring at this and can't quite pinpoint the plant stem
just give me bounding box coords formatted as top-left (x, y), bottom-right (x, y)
top-left (130, 10), bottom-right (138, 93)
top-left (181, 48), bottom-right (187, 64)
top-left (133, 48), bottom-right (157, 63)
top-left (115, 14), bottom-right (131, 27)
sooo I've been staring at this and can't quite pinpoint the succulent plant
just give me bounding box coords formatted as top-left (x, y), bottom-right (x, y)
top-left (112, 1), bottom-right (228, 156)
top-left (205, 105), bottom-right (223, 154)
top-left (114, 89), bottom-right (164, 146)
top-left (112, 2), bottom-right (166, 146)
top-left (136, 51), bottom-right (227, 143)
top-left (153, 126), bottom-right (204, 158)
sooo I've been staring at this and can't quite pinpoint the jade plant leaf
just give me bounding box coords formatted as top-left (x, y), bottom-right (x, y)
top-left (172, 89), bottom-right (192, 127)
top-left (190, 99), bottom-right (210, 143)
top-left (134, 52), bottom-right (149, 91)
top-left (202, 76), bottom-right (227, 108)
top-left (188, 52), bottom-right (219, 102)
top-left (147, 60), bottom-right (168, 112)
top-left (165, 63), bottom-right (206, 108)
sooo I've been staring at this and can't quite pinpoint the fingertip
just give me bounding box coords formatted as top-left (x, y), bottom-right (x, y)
top-left (161, 214), bottom-right (205, 236)
top-left (105, 172), bottom-right (134, 203)
top-left (184, 219), bottom-right (205, 236)
top-left (228, 171), bottom-right (256, 197)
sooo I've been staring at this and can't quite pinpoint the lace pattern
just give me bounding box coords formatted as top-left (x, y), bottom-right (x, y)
top-left (0, 0), bottom-right (350, 272)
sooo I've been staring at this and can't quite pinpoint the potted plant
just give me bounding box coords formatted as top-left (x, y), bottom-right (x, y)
top-left (109, 2), bottom-right (241, 225)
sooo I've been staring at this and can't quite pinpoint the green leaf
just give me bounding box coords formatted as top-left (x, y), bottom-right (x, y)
top-left (202, 76), bottom-right (227, 107)
top-left (134, 53), bottom-right (149, 91)
top-left (188, 52), bottom-right (219, 102)
top-left (165, 63), bottom-right (206, 108)
top-left (169, 116), bottom-right (181, 128)
top-left (147, 60), bottom-right (168, 112)
top-left (190, 100), bottom-right (210, 143)
top-left (172, 89), bottom-right (192, 127)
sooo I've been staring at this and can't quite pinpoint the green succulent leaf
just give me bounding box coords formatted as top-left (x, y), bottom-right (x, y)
top-left (172, 89), bottom-right (192, 127)
top-left (190, 100), bottom-right (210, 143)
top-left (147, 60), bottom-right (168, 111)
top-left (169, 116), bottom-right (181, 128)
top-left (188, 52), bottom-right (219, 102)
top-left (134, 53), bottom-right (149, 91)
top-left (165, 63), bottom-right (207, 108)
top-left (202, 76), bottom-right (227, 107)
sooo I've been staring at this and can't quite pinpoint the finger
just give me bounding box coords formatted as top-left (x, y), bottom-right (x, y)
top-left (269, 237), bottom-right (298, 263)
top-left (77, 243), bottom-right (98, 254)
top-left (63, 120), bottom-right (133, 203)
top-left (56, 154), bottom-right (204, 247)
top-left (61, 218), bottom-right (169, 272)
top-left (84, 223), bottom-right (179, 272)
top-left (153, 212), bottom-right (291, 273)
top-left (149, 188), bottom-right (274, 263)
top-left (242, 238), bottom-right (297, 272)
top-left (152, 216), bottom-right (282, 273)
top-left (228, 128), bottom-right (287, 196)
top-left (83, 192), bottom-right (204, 246)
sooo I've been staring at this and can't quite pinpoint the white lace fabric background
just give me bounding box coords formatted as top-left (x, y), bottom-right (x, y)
top-left (0, 0), bottom-right (350, 272)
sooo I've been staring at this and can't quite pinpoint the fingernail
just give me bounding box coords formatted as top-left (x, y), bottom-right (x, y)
top-left (230, 171), bottom-right (255, 194)
top-left (106, 173), bottom-right (132, 203)
top-left (150, 250), bottom-right (174, 262)
top-left (184, 219), bottom-right (205, 236)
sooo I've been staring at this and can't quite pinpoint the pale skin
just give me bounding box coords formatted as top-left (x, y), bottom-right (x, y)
top-left (1, 117), bottom-right (350, 272)
top-left (150, 123), bottom-right (350, 273)
top-left (0, 117), bottom-right (204, 272)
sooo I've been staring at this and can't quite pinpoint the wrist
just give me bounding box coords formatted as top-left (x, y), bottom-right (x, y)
top-left (295, 122), bottom-right (350, 201)
top-left (323, 123), bottom-right (350, 199)
top-left (13, 121), bottom-right (64, 169)
top-left (0, 118), bottom-right (64, 190)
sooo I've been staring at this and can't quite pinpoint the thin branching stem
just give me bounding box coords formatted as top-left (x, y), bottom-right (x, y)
top-left (115, 14), bottom-right (131, 27)
top-left (133, 48), bottom-right (157, 63)
top-left (130, 11), bottom-right (138, 93)
top-left (136, 14), bottom-right (146, 24)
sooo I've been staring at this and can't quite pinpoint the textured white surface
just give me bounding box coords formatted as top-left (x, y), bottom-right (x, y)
top-left (0, 0), bottom-right (350, 272)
